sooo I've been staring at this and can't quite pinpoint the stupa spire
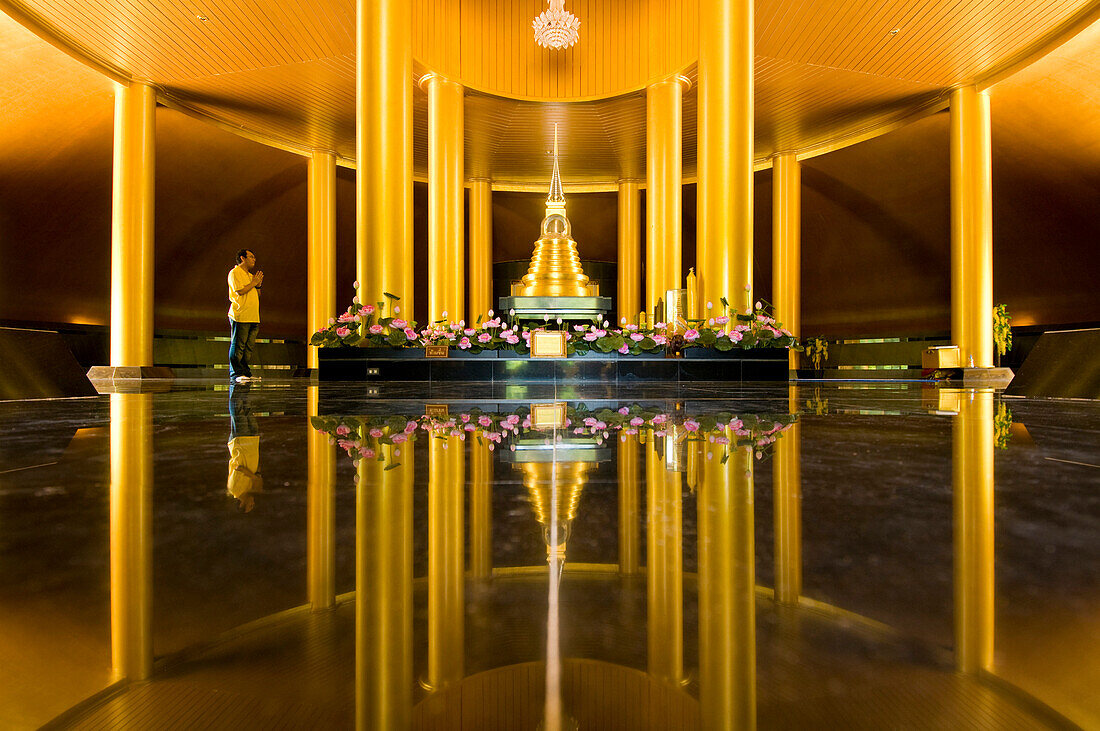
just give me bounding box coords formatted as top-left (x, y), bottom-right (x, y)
top-left (547, 124), bottom-right (566, 213)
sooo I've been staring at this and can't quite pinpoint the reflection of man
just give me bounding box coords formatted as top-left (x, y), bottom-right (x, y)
top-left (228, 249), bottom-right (263, 384)
top-left (228, 382), bottom-right (262, 512)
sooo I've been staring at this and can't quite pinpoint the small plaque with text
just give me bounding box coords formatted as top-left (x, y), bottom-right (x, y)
top-left (425, 344), bottom-right (450, 358)
top-left (531, 330), bottom-right (567, 358)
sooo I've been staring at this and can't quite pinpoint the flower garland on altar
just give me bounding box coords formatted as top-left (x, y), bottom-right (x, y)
top-left (310, 288), bottom-right (800, 355)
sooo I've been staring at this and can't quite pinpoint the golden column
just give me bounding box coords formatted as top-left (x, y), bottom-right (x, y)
top-left (469, 178), bottom-right (493, 322)
top-left (470, 436), bottom-right (493, 580)
top-left (952, 389), bottom-right (995, 674)
top-left (617, 179), bottom-right (641, 324)
top-left (646, 78), bottom-right (688, 315)
top-left (109, 393), bottom-right (153, 681)
top-left (646, 437), bottom-right (683, 684)
top-left (699, 442), bottom-right (756, 729)
top-left (423, 74), bottom-right (466, 325)
top-left (307, 151), bottom-right (336, 371)
top-left (307, 386), bottom-right (336, 611)
top-left (357, 0), bottom-right (413, 316)
top-left (698, 0), bottom-right (754, 316)
top-left (110, 81), bottom-right (156, 369)
top-left (772, 153), bottom-right (801, 371)
top-left (618, 435), bottom-right (640, 576)
top-left (356, 441), bottom-right (413, 729)
top-left (950, 86), bottom-right (994, 368)
top-left (427, 434), bottom-right (465, 690)
top-left (773, 386), bottom-right (802, 605)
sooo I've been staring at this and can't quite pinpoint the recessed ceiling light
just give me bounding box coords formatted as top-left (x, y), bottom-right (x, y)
top-left (889, 28), bottom-right (900, 35)
top-left (196, 14), bottom-right (208, 21)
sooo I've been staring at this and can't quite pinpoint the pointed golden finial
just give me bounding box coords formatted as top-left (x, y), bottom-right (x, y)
top-left (547, 123), bottom-right (566, 211)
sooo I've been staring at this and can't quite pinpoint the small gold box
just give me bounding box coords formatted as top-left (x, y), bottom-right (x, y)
top-left (922, 345), bottom-right (960, 369)
top-left (425, 344), bottom-right (450, 358)
top-left (530, 402), bottom-right (567, 429)
top-left (531, 330), bottom-right (567, 358)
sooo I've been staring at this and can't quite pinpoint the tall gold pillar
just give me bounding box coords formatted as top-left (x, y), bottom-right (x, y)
top-left (469, 178), bottom-right (493, 322)
top-left (470, 437), bottom-right (493, 580)
top-left (699, 442), bottom-right (756, 729)
top-left (110, 81), bottom-right (156, 368)
top-left (950, 86), bottom-right (994, 368)
top-left (773, 386), bottom-right (802, 605)
top-left (698, 0), bottom-right (754, 316)
top-left (646, 78), bottom-right (687, 315)
top-left (307, 151), bottom-right (337, 371)
top-left (646, 439), bottom-right (683, 683)
top-left (618, 436), bottom-right (640, 575)
top-left (427, 435), bottom-right (465, 689)
top-left (423, 74), bottom-right (465, 325)
top-left (953, 389), bottom-right (995, 674)
top-left (109, 393), bottom-right (153, 681)
top-left (772, 153), bottom-right (800, 370)
top-left (356, 442), bottom-right (413, 729)
top-left (617, 180), bottom-right (641, 323)
top-left (307, 386), bottom-right (336, 610)
top-left (357, 0), bottom-right (413, 316)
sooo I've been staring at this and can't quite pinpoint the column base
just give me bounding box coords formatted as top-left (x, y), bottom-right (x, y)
top-left (962, 367), bottom-right (1014, 389)
top-left (87, 366), bottom-right (175, 381)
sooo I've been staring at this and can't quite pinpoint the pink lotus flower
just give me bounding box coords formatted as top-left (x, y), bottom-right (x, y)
top-left (630, 333), bottom-right (644, 341)
top-left (583, 332), bottom-right (599, 341)
top-left (629, 417), bottom-right (644, 426)
top-left (573, 325), bottom-right (587, 332)
top-left (484, 318), bottom-right (501, 329)
top-left (729, 331), bottom-right (743, 342)
top-left (336, 425), bottom-right (351, 436)
top-left (359, 447), bottom-right (376, 459)
top-left (478, 415), bottom-right (492, 427)
top-left (391, 433), bottom-right (408, 443)
top-left (684, 329), bottom-right (700, 341)
top-left (625, 428), bottom-right (638, 435)
top-left (369, 324), bottom-right (384, 334)
top-left (653, 335), bottom-right (668, 346)
top-left (716, 315), bottom-right (729, 324)
top-left (618, 406), bottom-right (630, 415)
top-left (505, 335), bottom-right (520, 344)
top-left (618, 344), bottom-right (630, 354)
top-left (362, 304), bottom-right (375, 314)
top-left (652, 414), bottom-right (669, 424)
top-left (684, 419), bottom-right (700, 432)
top-left (335, 326), bottom-right (350, 337)
top-left (477, 332), bottom-right (492, 343)
top-left (464, 423), bottom-right (476, 431)
top-left (404, 328), bottom-right (418, 340)
top-left (458, 337), bottom-right (471, 349)
top-left (464, 328), bottom-right (477, 337)
top-left (391, 318), bottom-right (407, 328)
top-left (405, 421), bottom-right (418, 433)
top-left (714, 436), bottom-right (730, 445)
top-left (369, 428), bottom-right (384, 438)
top-left (338, 311), bottom-right (354, 323)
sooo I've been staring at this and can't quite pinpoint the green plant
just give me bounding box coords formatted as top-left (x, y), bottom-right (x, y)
top-left (993, 304), bottom-right (1013, 366)
top-left (803, 336), bottom-right (829, 370)
top-left (994, 402), bottom-right (1013, 450)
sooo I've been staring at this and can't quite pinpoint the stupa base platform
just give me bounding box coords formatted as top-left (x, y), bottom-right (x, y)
top-left (318, 348), bottom-right (789, 382)
top-left (498, 295), bottom-right (612, 323)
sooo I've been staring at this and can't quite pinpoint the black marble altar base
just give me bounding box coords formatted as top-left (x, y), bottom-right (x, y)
top-left (317, 347), bottom-right (789, 382)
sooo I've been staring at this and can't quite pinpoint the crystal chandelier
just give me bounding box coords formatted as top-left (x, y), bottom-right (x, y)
top-left (532, 0), bottom-right (580, 50)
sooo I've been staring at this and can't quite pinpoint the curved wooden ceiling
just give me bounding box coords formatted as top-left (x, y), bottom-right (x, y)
top-left (1, 0), bottom-right (1098, 186)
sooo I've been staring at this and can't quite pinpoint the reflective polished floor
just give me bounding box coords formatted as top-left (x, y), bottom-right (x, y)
top-left (1, 380), bottom-right (1097, 729)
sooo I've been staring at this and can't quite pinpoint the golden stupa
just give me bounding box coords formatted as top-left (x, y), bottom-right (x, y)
top-left (518, 461), bottom-right (592, 565)
top-left (515, 126), bottom-right (594, 297)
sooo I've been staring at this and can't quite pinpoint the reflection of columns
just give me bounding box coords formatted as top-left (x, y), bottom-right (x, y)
top-left (646, 78), bottom-right (687, 314)
top-left (427, 435), bottom-right (465, 689)
top-left (110, 393), bottom-right (153, 681)
top-left (950, 86), bottom-right (993, 368)
top-left (617, 179), bottom-right (641, 323)
top-left (618, 436), bottom-right (640, 575)
top-left (699, 442), bottom-right (756, 729)
top-left (646, 439), bottom-right (683, 683)
top-left (424, 74), bottom-right (465, 325)
top-left (355, 442), bottom-right (413, 729)
top-left (698, 0), bottom-right (754, 315)
top-left (468, 178), bottom-right (493, 321)
top-left (307, 151), bottom-right (337, 371)
top-left (953, 389), bottom-right (995, 674)
top-left (772, 153), bottom-right (800, 371)
top-left (307, 387), bottom-right (336, 610)
top-left (110, 81), bottom-right (156, 368)
top-left (357, 0), bottom-right (413, 316)
top-left (773, 385), bottom-right (802, 605)
top-left (470, 437), bottom-right (493, 580)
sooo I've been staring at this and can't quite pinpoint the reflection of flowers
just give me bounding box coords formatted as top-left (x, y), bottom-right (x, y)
top-left (311, 405), bottom-right (797, 465)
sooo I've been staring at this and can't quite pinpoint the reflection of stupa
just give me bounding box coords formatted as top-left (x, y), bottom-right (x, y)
top-left (519, 461), bottom-right (592, 565)
top-left (499, 125), bottom-right (611, 323)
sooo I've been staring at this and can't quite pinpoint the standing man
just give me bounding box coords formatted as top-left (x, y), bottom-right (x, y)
top-left (228, 249), bottom-right (263, 383)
